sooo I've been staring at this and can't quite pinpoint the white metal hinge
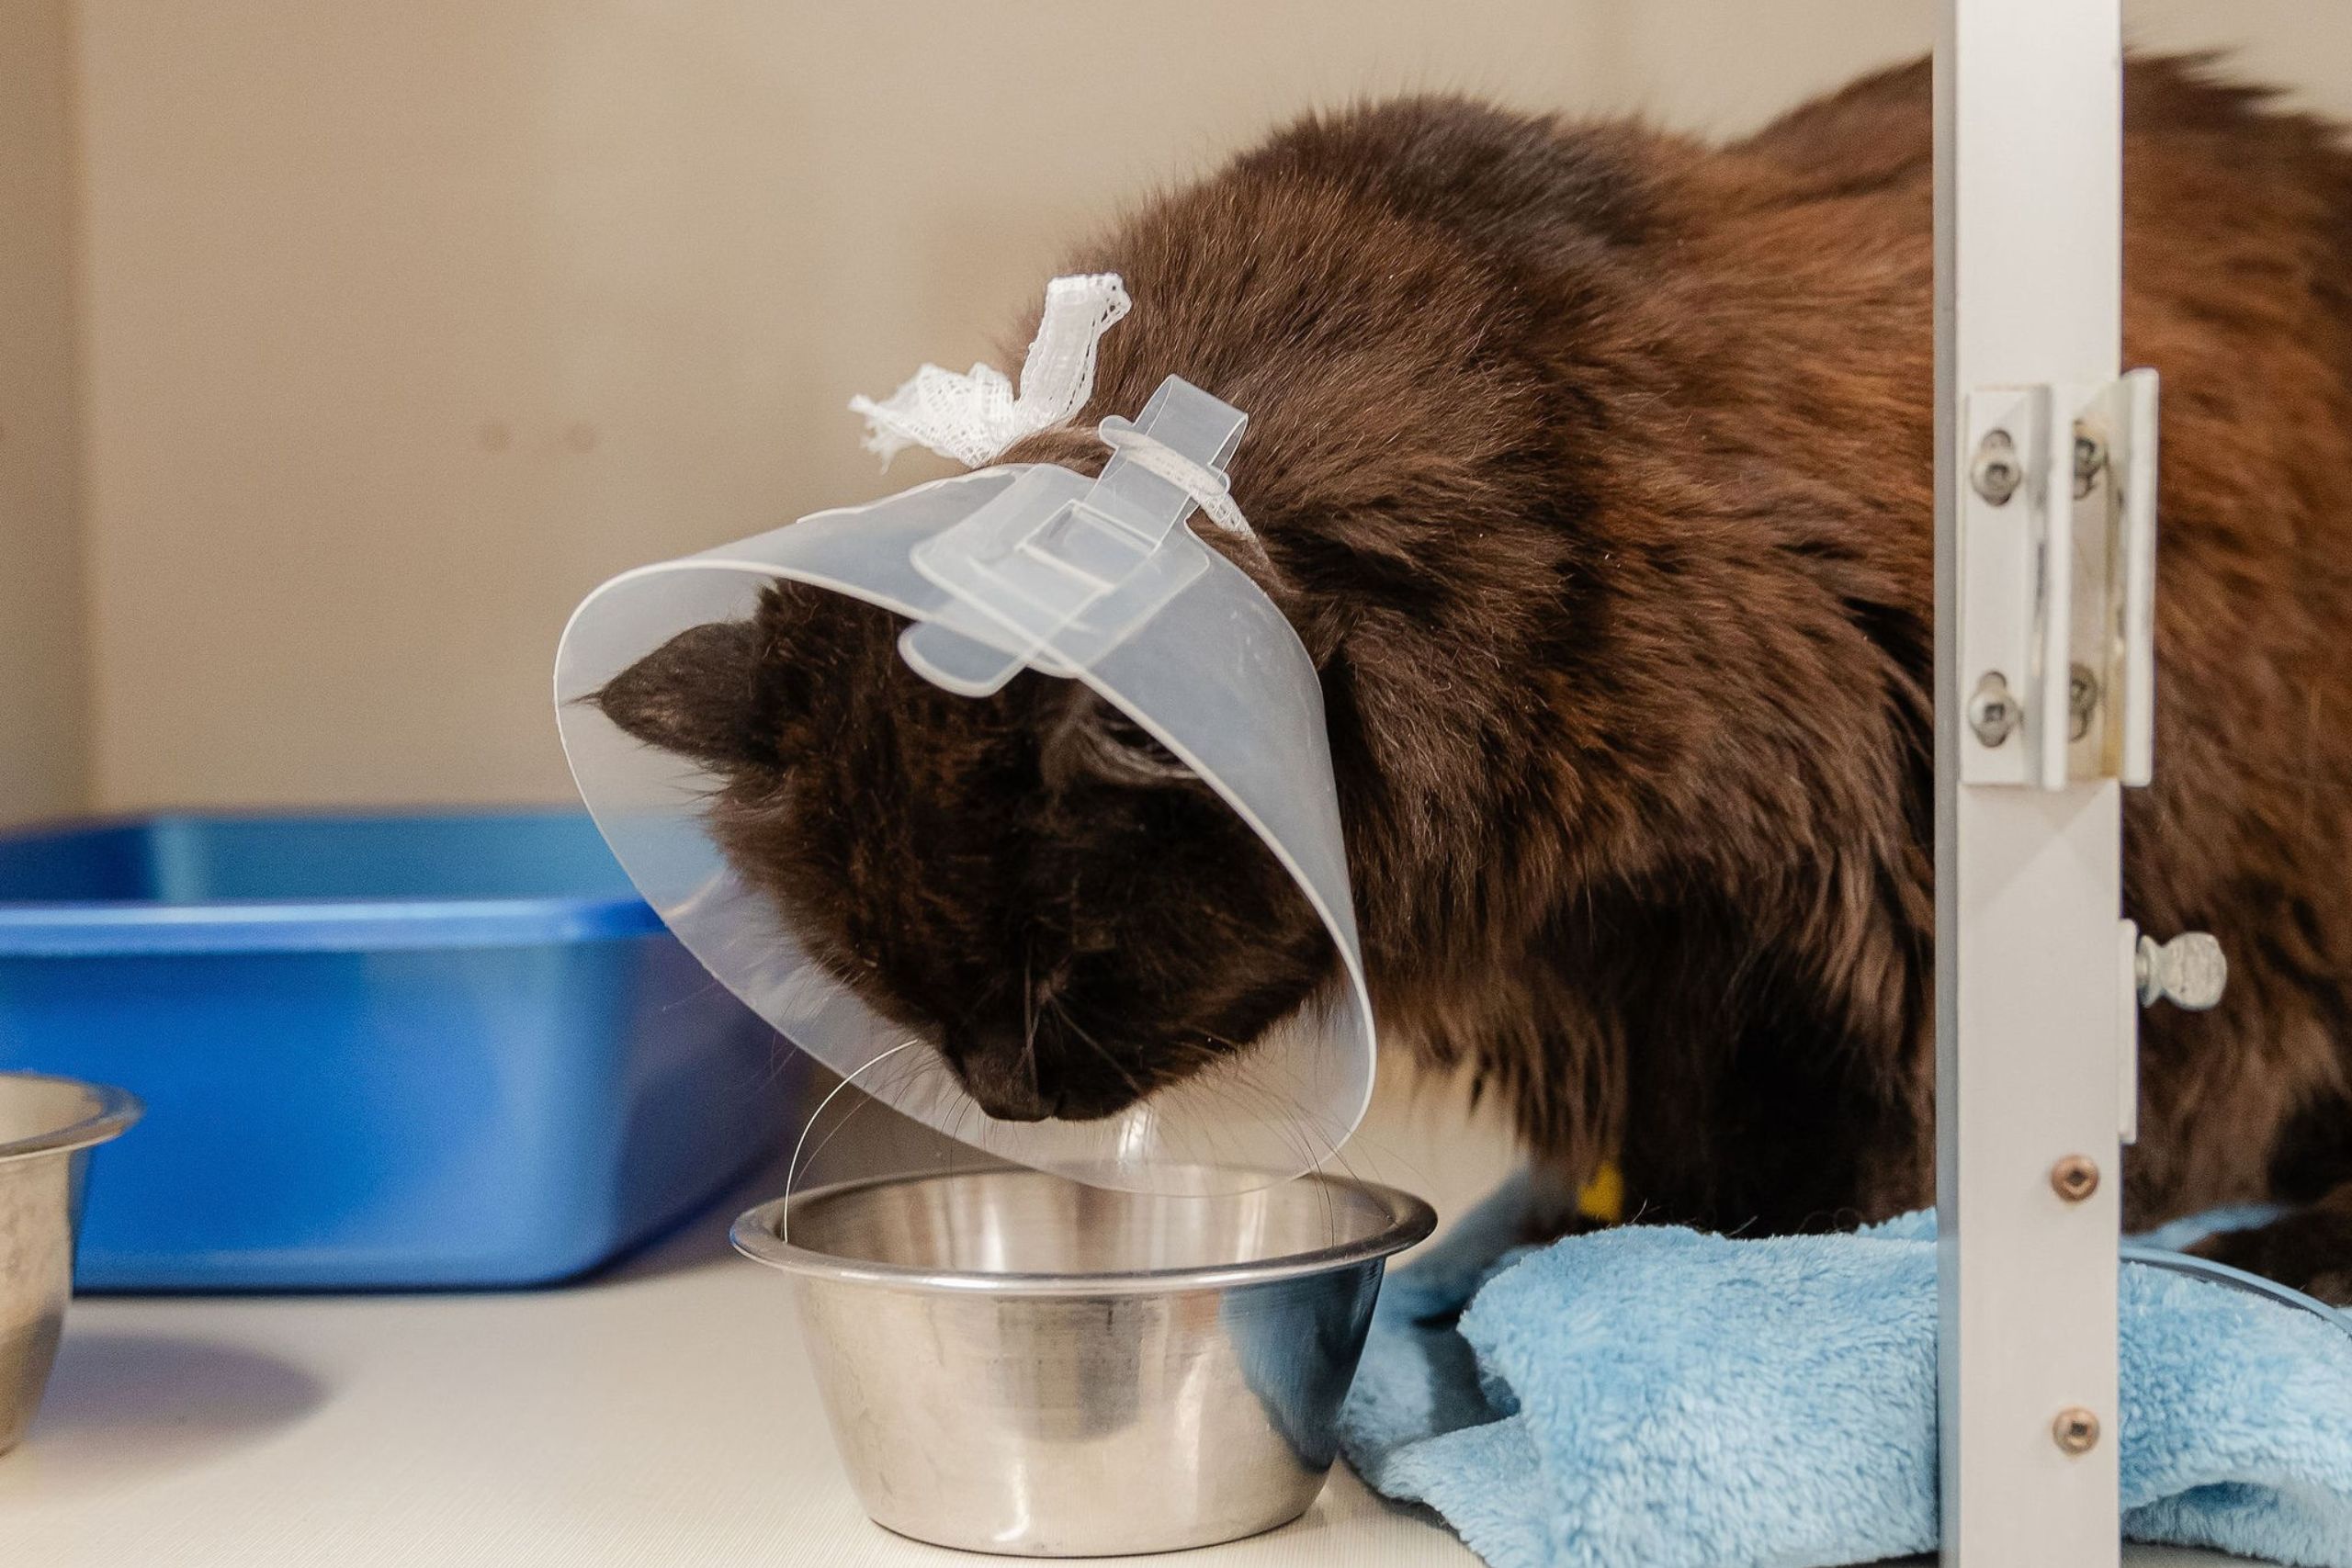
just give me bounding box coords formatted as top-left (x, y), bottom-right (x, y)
top-left (1958, 371), bottom-right (2158, 788)
top-left (1962, 374), bottom-right (2203, 1147)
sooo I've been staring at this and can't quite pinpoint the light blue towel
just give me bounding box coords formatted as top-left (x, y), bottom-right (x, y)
top-left (1341, 1183), bottom-right (2352, 1568)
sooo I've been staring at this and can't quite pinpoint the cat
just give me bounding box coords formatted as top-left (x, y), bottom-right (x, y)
top-left (594, 56), bottom-right (2352, 1301)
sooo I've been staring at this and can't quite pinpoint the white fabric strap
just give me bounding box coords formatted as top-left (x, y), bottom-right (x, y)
top-left (1095, 420), bottom-right (1256, 541)
top-left (849, 274), bottom-right (1131, 468)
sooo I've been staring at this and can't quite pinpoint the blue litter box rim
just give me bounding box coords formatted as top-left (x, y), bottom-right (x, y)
top-left (0, 897), bottom-right (663, 955)
top-left (0, 809), bottom-right (665, 956)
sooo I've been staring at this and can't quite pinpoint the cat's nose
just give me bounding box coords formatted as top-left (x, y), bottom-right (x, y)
top-left (949, 1024), bottom-right (1057, 1122)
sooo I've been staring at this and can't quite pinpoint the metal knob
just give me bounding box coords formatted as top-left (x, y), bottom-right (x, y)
top-left (2136, 931), bottom-right (2225, 1010)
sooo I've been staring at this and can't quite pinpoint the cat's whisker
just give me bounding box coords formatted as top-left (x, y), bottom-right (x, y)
top-left (779, 1038), bottom-right (928, 1241)
top-left (1021, 935), bottom-right (1043, 1103)
top-left (1043, 998), bottom-right (1148, 1099)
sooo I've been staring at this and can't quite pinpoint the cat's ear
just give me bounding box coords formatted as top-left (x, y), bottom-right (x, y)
top-left (592, 619), bottom-right (774, 772)
top-left (1042, 688), bottom-right (1197, 791)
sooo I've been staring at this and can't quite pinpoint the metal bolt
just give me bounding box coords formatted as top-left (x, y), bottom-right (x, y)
top-left (2073, 430), bottom-right (2108, 500)
top-left (2137, 931), bottom-right (2228, 1010)
top-left (2051, 1155), bottom-right (2100, 1202)
top-left (2068, 663), bottom-right (2099, 742)
top-left (2053, 1407), bottom-right (2101, 1455)
top-left (1972, 429), bottom-right (2022, 506)
top-left (1968, 672), bottom-right (2020, 747)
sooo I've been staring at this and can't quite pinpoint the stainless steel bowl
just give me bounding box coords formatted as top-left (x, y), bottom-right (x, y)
top-left (732, 1167), bottom-right (1435, 1557)
top-left (1, 1071), bottom-right (141, 1455)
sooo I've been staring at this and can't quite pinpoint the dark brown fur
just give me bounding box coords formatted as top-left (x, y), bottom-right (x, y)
top-left (598, 57), bottom-right (2352, 1295)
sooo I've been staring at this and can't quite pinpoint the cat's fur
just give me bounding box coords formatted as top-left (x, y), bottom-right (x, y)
top-left (597, 57), bottom-right (2352, 1297)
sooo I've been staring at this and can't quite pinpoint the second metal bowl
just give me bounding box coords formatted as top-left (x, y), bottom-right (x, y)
top-left (1, 1071), bottom-right (141, 1454)
top-left (733, 1166), bottom-right (1434, 1556)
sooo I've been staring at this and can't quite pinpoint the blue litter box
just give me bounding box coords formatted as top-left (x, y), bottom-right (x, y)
top-left (0, 810), bottom-right (789, 1290)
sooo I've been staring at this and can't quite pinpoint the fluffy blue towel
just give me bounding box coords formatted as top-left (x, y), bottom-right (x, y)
top-left (1341, 1180), bottom-right (2352, 1568)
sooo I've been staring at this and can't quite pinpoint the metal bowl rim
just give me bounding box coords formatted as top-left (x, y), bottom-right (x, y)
top-left (729, 1168), bottom-right (1437, 1297)
top-left (0, 1071), bottom-right (143, 1164)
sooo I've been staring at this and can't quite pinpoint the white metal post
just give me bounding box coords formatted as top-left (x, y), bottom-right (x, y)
top-left (1936, 5), bottom-right (2131, 1567)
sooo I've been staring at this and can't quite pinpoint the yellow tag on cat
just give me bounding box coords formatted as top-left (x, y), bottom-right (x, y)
top-left (1577, 1161), bottom-right (1626, 1224)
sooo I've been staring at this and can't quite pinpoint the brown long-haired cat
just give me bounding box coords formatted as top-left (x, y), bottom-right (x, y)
top-left (596, 56), bottom-right (2352, 1299)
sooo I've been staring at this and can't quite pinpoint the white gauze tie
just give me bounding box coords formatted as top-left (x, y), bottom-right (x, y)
top-left (850, 274), bottom-right (1132, 468)
top-left (850, 273), bottom-right (1259, 544)
top-left (1094, 419), bottom-right (1254, 539)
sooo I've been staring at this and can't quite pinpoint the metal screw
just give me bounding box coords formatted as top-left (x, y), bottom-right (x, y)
top-left (2051, 1155), bottom-right (2100, 1202)
top-left (2053, 1407), bottom-right (2101, 1455)
top-left (2073, 430), bottom-right (2108, 500)
top-left (2068, 663), bottom-right (2099, 742)
top-left (2137, 931), bottom-right (2228, 1010)
top-left (1972, 430), bottom-right (2022, 506)
top-left (1968, 671), bottom-right (2020, 747)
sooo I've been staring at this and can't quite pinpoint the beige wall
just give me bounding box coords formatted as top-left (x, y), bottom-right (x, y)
top-left (0, 0), bottom-right (87, 826)
top-left (23, 2), bottom-right (2352, 817)
top-left (56, 0), bottom-right (1907, 813)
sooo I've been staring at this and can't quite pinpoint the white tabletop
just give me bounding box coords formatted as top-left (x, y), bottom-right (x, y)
top-left (0, 1164), bottom-right (1482, 1568)
top-left (0, 1157), bottom-right (2251, 1568)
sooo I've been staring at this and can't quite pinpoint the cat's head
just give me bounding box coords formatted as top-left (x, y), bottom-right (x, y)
top-left (589, 96), bottom-right (1643, 1121)
top-left (593, 580), bottom-right (1335, 1122)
